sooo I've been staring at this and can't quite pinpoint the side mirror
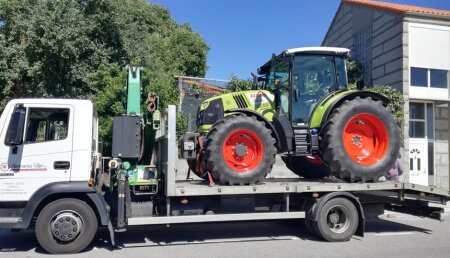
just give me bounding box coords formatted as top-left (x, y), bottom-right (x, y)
top-left (5, 106), bottom-right (26, 147)
top-left (356, 80), bottom-right (364, 90)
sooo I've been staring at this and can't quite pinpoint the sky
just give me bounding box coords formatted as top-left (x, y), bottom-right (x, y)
top-left (151, 0), bottom-right (450, 80)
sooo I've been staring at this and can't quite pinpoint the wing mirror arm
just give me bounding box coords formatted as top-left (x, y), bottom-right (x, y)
top-left (251, 72), bottom-right (258, 90)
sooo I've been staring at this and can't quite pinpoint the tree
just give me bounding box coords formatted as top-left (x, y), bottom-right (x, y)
top-left (346, 58), bottom-right (362, 84)
top-left (226, 74), bottom-right (254, 92)
top-left (0, 0), bottom-right (209, 154)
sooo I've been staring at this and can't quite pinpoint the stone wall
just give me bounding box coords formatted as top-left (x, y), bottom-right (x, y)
top-left (323, 4), bottom-right (404, 90)
top-left (435, 105), bottom-right (449, 189)
top-left (322, 5), bottom-right (353, 49)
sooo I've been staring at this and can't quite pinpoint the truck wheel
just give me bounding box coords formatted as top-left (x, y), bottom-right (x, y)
top-left (282, 156), bottom-right (330, 179)
top-left (302, 200), bottom-right (317, 236)
top-left (204, 114), bottom-right (276, 185)
top-left (313, 197), bottom-right (358, 242)
top-left (35, 198), bottom-right (98, 254)
top-left (320, 97), bottom-right (400, 182)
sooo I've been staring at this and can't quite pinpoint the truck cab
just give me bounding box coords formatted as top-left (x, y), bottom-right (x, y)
top-left (0, 99), bottom-right (101, 219)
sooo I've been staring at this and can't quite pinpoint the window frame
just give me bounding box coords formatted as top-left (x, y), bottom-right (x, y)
top-left (23, 107), bottom-right (70, 145)
top-left (410, 66), bottom-right (449, 89)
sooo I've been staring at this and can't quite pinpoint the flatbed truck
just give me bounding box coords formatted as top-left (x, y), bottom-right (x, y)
top-left (0, 100), bottom-right (448, 254)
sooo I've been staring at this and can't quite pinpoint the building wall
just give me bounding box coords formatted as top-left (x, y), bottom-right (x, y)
top-left (435, 104), bottom-right (449, 189)
top-left (323, 5), bottom-right (404, 90)
top-left (323, 4), bottom-right (450, 188)
top-left (322, 4), bottom-right (410, 179)
top-left (323, 5), bottom-right (353, 49)
top-left (406, 21), bottom-right (450, 189)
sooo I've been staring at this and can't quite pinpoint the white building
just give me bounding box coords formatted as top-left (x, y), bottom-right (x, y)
top-left (322, 0), bottom-right (450, 188)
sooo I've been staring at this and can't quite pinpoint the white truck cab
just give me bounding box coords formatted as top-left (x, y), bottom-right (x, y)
top-left (0, 99), bottom-right (99, 201)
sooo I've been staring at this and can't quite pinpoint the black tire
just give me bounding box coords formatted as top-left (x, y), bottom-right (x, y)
top-left (204, 114), bottom-right (276, 185)
top-left (320, 97), bottom-right (400, 182)
top-left (302, 200), bottom-right (317, 236)
top-left (313, 198), bottom-right (358, 242)
top-left (35, 198), bottom-right (98, 254)
top-left (282, 156), bottom-right (330, 179)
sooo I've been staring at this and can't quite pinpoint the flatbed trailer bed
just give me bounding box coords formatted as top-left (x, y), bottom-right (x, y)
top-left (127, 106), bottom-right (449, 229)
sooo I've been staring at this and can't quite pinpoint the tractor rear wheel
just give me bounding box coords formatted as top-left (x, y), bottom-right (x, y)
top-left (282, 156), bottom-right (330, 179)
top-left (204, 114), bottom-right (276, 185)
top-left (320, 97), bottom-right (400, 182)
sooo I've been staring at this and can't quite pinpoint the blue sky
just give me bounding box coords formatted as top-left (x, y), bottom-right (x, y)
top-left (151, 0), bottom-right (450, 80)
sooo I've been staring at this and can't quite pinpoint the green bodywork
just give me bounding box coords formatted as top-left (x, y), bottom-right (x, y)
top-left (308, 90), bottom-right (357, 128)
top-left (197, 89), bottom-right (359, 133)
top-left (198, 90), bottom-right (275, 133)
top-left (126, 67), bottom-right (142, 115)
top-left (113, 67), bottom-right (158, 188)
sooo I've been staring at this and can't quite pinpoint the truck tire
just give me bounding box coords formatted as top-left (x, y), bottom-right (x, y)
top-left (35, 198), bottom-right (98, 254)
top-left (302, 200), bottom-right (317, 236)
top-left (320, 97), bottom-right (400, 182)
top-left (282, 156), bottom-right (330, 179)
top-left (204, 114), bottom-right (276, 185)
top-left (313, 197), bottom-right (358, 242)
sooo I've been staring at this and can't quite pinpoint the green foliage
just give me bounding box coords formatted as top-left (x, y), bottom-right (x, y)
top-left (89, 64), bottom-right (126, 153)
top-left (0, 0), bottom-right (209, 154)
top-left (346, 58), bottom-right (362, 84)
top-left (226, 74), bottom-right (254, 92)
top-left (348, 83), bottom-right (405, 127)
top-left (176, 112), bottom-right (188, 139)
top-left (367, 85), bottom-right (405, 127)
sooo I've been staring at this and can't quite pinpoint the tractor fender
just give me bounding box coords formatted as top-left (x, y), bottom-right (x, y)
top-left (310, 191), bottom-right (365, 237)
top-left (224, 108), bottom-right (282, 150)
top-left (320, 91), bottom-right (390, 127)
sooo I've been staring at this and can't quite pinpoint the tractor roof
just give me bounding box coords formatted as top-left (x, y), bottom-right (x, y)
top-left (257, 47), bottom-right (350, 74)
top-left (283, 47), bottom-right (350, 56)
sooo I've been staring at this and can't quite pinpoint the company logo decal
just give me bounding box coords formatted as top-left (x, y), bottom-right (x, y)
top-left (0, 162), bottom-right (48, 173)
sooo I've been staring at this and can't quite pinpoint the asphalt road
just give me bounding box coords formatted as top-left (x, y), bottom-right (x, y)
top-left (1, 213), bottom-right (449, 258)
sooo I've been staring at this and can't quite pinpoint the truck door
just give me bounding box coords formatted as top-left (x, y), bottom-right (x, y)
top-left (0, 104), bottom-right (73, 201)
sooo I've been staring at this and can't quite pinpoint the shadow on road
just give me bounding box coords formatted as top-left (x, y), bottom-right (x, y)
top-left (0, 217), bottom-right (435, 254)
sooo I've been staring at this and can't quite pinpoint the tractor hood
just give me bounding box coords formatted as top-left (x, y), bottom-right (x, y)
top-left (196, 90), bottom-right (275, 133)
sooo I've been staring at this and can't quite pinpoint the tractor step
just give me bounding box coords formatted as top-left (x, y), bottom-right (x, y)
top-left (293, 127), bottom-right (311, 155)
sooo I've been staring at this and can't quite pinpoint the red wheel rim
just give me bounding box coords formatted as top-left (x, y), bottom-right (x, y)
top-left (343, 113), bottom-right (389, 166)
top-left (222, 129), bottom-right (264, 173)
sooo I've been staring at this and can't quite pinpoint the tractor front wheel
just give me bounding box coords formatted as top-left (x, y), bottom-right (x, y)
top-left (204, 114), bottom-right (276, 185)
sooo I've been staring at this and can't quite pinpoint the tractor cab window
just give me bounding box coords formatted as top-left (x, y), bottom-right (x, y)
top-left (267, 60), bottom-right (290, 114)
top-left (291, 55), bottom-right (344, 124)
top-left (336, 57), bottom-right (348, 89)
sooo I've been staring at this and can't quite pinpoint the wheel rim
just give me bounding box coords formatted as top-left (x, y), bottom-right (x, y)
top-left (222, 129), bottom-right (264, 173)
top-left (326, 205), bottom-right (350, 234)
top-left (343, 113), bottom-right (389, 166)
top-left (49, 210), bottom-right (84, 243)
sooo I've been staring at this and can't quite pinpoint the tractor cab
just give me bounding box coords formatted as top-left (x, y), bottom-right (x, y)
top-left (258, 47), bottom-right (350, 126)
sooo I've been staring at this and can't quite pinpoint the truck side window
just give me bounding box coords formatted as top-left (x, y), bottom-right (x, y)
top-left (25, 108), bottom-right (69, 143)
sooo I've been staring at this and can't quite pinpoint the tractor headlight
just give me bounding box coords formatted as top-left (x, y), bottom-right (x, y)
top-left (201, 101), bottom-right (209, 110)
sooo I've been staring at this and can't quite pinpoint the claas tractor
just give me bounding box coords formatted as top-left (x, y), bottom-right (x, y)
top-left (179, 47), bottom-right (400, 185)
